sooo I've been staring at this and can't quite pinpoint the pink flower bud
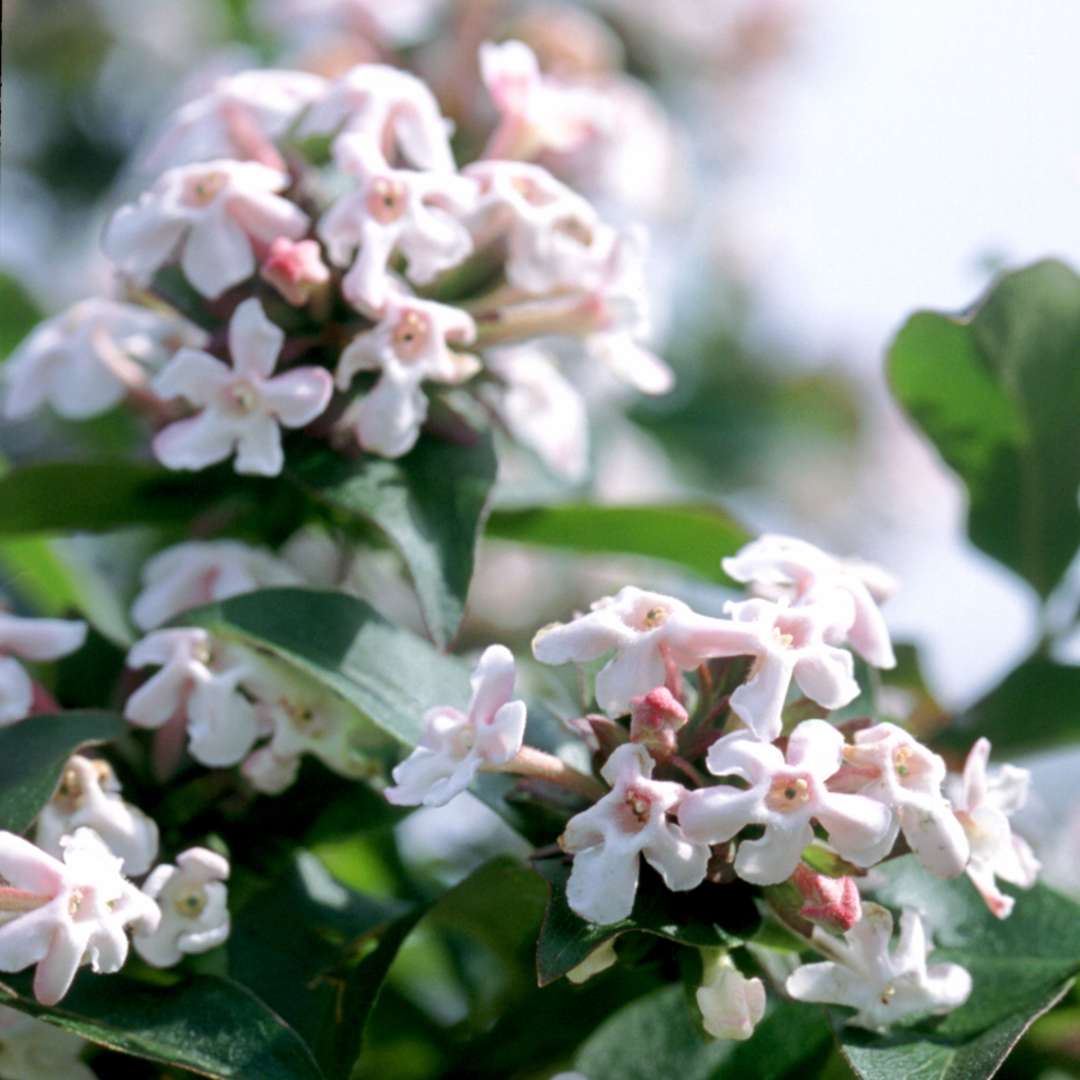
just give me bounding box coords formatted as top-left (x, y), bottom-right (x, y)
top-left (791, 863), bottom-right (862, 932)
top-left (629, 686), bottom-right (688, 758)
top-left (260, 238), bottom-right (331, 306)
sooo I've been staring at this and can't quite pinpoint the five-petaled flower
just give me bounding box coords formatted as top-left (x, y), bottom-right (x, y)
top-left (0, 829), bottom-right (160, 1006)
top-left (678, 720), bottom-right (893, 885)
top-left (152, 298), bottom-right (333, 476)
top-left (0, 614), bottom-right (86, 727)
top-left (385, 645), bottom-right (527, 807)
top-left (786, 903), bottom-right (971, 1030)
top-left (560, 742), bottom-right (709, 925)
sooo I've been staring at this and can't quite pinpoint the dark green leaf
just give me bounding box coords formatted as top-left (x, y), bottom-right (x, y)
top-left (0, 710), bottom-right (126, 833)
top-left (888, 260), bottom-right (1080, 595)
top-left (0, 272), bottom-right (44, 358)
top-left (534, 855), bottom-right (759, 985)
top-left (486, 503), bottom-right (750, 586)
top-left (0, 972), bottom-right (324, 1080)
top-left (290, 433), bottom-right (498, 648)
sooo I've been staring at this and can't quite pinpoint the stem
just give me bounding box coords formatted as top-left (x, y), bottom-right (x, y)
top-left (670, 754), bottom-right (706, 787)
top-left (496, 746), bottom-right (606, 801)
top-left (0, 886), bottom-right (52, 914)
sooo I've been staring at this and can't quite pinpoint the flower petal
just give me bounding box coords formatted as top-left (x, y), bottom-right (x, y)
top-left (181, 215), bottom-right (254, 299)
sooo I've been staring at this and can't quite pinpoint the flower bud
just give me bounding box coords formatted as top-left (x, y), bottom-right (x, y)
top-left (791, 863), bottom-right (862, 932)
top-left (260, 238), bottom-right (331, 306)
top-left (696, 952), bottom-right (766, 1041)
top-left (629, 686), bottom-right (688, 759)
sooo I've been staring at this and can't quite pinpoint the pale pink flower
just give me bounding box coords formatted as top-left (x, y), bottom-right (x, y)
top-left (319, 135), bottom-right (474, 313)
top-left (298, 64), bottom-right (454, 171)
top-left (0, 1004), bottom-right (96, 1080)
top-left (532, 586), bottom-right (734, 718)
top-left (260, 237), bottom-right (331, 305)
top-left (0, 829), bottom-right (160, 1006)
top-left (385, 645), bottom-right (527, 807)
top-left (480, 40), bottom-right (606, 160)
top-left (124, 629), bottom-right (260, 768)
top-left (722, 535), bottom-right (898, 669)
top-left (133, 848), bottom-right (230, 968)
top-left (560, 743), bottom-right (708, 925)
top-left (949, 738), bottom-right (1039, 918)
top-left (0, 614), bottom-right (86, 727)
top-left (241, 746), bottom-right (301, 795)
top-left (791, 863), bottom-right (863, 932)
top-left (103, 161), bottom-right (309, 299)
top-left (152, 298), bottom-right (333, 476)
top-left (34, 756), bottom-right (159, 877)
top-left (696, 954), bottom-right (766, 1041)
top-left (144, 69), bottom-right (328, 171)
top-left (786, 903), bottom-right (971, 1030)
top-left (336, 292), bottom-right (478, 457)
top-left (130, 539), bottom-right (302, 631)
top-left (3, 299), bottom-right (207, 421)
top-left (483, 344), bottom-right (589, 483)
top-left (836, 723), bottom-right (970, 878)
top-left (678, 721), bottom-right (892, 885)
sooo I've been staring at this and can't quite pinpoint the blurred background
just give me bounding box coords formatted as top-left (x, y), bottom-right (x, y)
top-left (2, 1), bottom-right (1078, 1075)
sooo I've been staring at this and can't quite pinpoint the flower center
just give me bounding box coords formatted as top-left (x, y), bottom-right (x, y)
top-left (225, 379), bottom-right (259, 414)
top-left (893, 745), bottom-right (912, 778)
top-left (68, 888), bottom-right (85, 917)
top-left (637, 605), bottom-right (668, 630)
top-left (771, 626), bottom-right (795, 649)
top-left (879, 984), bottom-right (896, 1006)
top-left (616, 785), bottom-right (653, 833)
top-left (182, 170), bottom-right (227, 208)
top-left (175, 886), bottom-right (208, 919)
top-left (764, 774), bottom-right (812, 813)
top-left (391, 309), bottom-right (431, 361)
top-left (366, 177), bottom-right (407, 224)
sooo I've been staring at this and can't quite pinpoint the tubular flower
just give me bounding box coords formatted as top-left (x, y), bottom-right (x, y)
top-left (836, 722), bottom-right (970, 878)
top-left (0, 614), bottom-right (86, 727)
top-left (130, 539), bottom-right (302, 632)
top-left (722, 534), bottom-right (898, 669)
top-left (124, 629), bottom-right (260, 768)
top-left (152, 298), bottom-right (333, 476)
top-left (319, 134), bottom-right (475, 313)
top-left (678, 721), bottom-right (892, 885)
top-left (695, 953), bottom-right (767, 1041)
top-left (385, 645), bottom-right (527, 807)
top-left (103, 160), bottom-right (309, 299)
top-left (134, 848), bottom-right (231, 968)
top-left (786, 903), bottom-right (971, 1030)
top-left (34, 756), bottom-right (159, 877)
top-left (3, 299), bottom-right (207, 421)
top-left (336, 292), bottom-right (478, 457)
top-left (560, 743), bottom-right (708, 925)
top-left (949, 738), bottom-right (1040, 917)
top-left (0, 829), bottom-right (160, 1006)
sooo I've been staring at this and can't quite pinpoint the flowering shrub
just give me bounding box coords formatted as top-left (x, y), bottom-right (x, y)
top-left (1, 6), bottom-right (1079, 1080)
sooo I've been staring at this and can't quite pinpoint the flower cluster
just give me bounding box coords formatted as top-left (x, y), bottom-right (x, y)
top-left (4, 42), bottom-right (670, 486)
top-left (381, 535), bottom-right (1040, 1038)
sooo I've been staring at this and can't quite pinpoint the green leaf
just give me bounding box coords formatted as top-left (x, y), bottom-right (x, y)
top-left (486, 503), bottom-right (750, 586)
top-left (0, 972), bottom-right (325, 1080)
top-left (534, 856), bottom-right (760, 985)
top-left (0, 710), bottom-right (127, 833)
top-left (888, 260), bottom-right (1080, 595)
top-left (935, 656), bottom-right (1080, 756)
top-left (574, 984), bottom-right (831, 1080)
top-left (0, 272), bottom-right (43, 359)
top-left (838, 855), bottom-right (1080, 1079)
top-left (290, 434), bottom-right (498, 647)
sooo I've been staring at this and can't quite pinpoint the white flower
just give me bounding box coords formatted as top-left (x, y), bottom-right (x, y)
top-left (336, 292), bottom-right (478, 457)
top-left (483, 344), bottom-right (589, 483)
top-left (678, 721), bottom-right (893, 885)
top-left (152, 298), bottom-right (333, 476)
top-left (837, 723), bottom-right (970, 878)
top-left (0, 1005), bottom-right (96, 1080)
top-left (130, 539), bottom-right (302, 631)
top-left (241, 745), bottom-right (300, 794)
top-left (144, 68), bottom-right (328, 171)
top-left (0, 829), bottom-right (160, 1006)
top-left (560, 743), bottom-right (708, 925)
top-left (103, 161), bottom-right (309, 299)
top-left (385, 645), bottom-right (527, 807)
top-left (949, 738), bottom-right (1039, 918)
top-left (0, 614), bottom-right (86, 727)
top-left (786, 903), bottom-right (972, 1030)
top-left (722, 535), bottom-right (898, 669)
top-left (124, 629), bottom-right (260, 768)
top-left (533, 587), bottom-right (752, 718)
top-left (319, 134), bottom-right (475, 314)
top-left (297, 64), bottom-right (454, 171)
top-left (133, 848), bottom-right (230, 968)
top-left (3, 299), bottom-right (207, 421)
top-left (696, 954), bottom-right (766, 1041)
top-left (34, 756), bottom-right (159, 877)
